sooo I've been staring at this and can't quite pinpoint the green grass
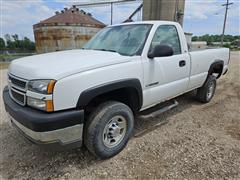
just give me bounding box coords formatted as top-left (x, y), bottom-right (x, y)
top-left (0, 54), bottom-right (24, 60)
top-left (0, 53), bottom-right (35, 61)
top-left (0, 62), bottom-right (10, 70)
top-left (0, 53), bottom-right (33, 70)
top-left (231, 49), bottom-right (240, 51)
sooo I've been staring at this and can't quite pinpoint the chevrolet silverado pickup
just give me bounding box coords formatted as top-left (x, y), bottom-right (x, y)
top-left (3, 21), bottom-right (230, 159)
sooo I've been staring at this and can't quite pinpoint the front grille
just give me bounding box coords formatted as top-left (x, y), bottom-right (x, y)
top-left (10, 88), bottom-right (25, 105)
top-left (8, 74), bottom-right (28, 106)
top-left (9, 75), bottom-right (27, 90)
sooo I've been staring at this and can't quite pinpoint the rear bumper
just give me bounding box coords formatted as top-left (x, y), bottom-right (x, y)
top-left (3, 86), bottom-right (84, 148)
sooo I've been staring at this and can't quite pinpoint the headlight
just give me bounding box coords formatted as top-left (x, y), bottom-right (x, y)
top-left (27, 80), bottom-right (56, 112)
top-left (27, 97), bottom-right (54, 112)
top-left (28, 80), bottom-right (56, 94)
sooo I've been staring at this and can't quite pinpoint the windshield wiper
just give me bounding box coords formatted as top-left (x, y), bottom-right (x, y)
top-left (90, 48), bottom-right (129, 56)
top-left (93, 48), bottom-right (117, 53)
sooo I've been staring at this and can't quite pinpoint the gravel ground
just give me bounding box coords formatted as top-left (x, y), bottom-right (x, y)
top-left (0, 52), bottom-right (239, 179)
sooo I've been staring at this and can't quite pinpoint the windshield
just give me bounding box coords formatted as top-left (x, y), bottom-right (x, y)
top-left (83, 24), bottom-right (152, 56)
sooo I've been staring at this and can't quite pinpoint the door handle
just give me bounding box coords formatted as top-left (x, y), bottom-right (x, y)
top-left (179, 60), bottom-right (186, 67)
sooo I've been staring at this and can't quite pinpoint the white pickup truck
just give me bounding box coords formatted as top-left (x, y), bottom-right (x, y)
top-left (3, 21), bottom-right (229, 159)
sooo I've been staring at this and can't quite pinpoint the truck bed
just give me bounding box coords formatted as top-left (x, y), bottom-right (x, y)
top-left (188, 48), bottom-right (229, 90)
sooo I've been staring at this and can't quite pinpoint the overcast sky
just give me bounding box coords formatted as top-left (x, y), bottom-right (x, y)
top-left (1, 0), bottom-right (239, 41)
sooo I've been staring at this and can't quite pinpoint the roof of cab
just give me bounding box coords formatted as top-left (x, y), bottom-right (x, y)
top-left (108, 21), bottom-right (180, 27)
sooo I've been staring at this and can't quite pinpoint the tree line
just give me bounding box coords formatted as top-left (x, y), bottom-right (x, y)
top-left (192, 34), bottom-right (240, 45)
top-left (0, 34), bottom-right (35, 52)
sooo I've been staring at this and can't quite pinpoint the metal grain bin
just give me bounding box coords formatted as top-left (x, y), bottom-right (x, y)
top-left (33, 6), bottom-right (105, 53)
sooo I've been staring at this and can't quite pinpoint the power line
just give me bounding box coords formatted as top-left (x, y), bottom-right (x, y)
top-left (221, 0), bottom-right (233, 46)
top-left (74, 0), bottom-right (139, 7)
top-left (74, 0), bottom-right (142, 25)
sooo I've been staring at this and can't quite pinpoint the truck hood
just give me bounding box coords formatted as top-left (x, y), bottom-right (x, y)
top-left (8, 50), bottom-right (132, 80)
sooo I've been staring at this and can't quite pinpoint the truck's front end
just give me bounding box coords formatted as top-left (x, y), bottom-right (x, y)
top-left (3, 70), bottom-right (84, 148)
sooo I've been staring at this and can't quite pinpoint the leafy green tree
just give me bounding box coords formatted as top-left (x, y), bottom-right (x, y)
top-left (4, 34), bottom-right (11, 42)
top-left (223, 44), bottom-right (231, 48)
top-left (12, 34), bottom-right (19, 41)
top-left (3, 34), bottom-right (36, 51)
top-left (22, 37), bottom-right (35, 50)
top-left (12, 34), bottom-right (21, 48)
top-left (4, 34), bottom-right (15, 49)
top-left (191, 34), bottom-right (240, 46)
top-left (192, 36), bottom-right (198, 41)
top-left (0, 37), bottom-right (5, 49)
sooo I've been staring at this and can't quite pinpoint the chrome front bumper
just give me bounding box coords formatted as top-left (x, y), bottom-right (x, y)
top-left (10, 115), bottom-right (83, 146)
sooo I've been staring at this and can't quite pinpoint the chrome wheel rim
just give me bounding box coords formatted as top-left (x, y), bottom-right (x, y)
top-left (207, 82), bottom-right (215, 100)
top-left (103, 115), bottom-right (127, 148)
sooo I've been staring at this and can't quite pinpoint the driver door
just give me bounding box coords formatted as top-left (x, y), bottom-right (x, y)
top-left (142, 25), bottom-right (190, 107)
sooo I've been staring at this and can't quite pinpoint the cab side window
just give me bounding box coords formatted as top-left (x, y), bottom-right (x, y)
top-left (150, 25), bottom-right (181, 55)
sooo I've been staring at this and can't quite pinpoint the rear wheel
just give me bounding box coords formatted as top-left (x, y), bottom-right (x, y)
top-left (84, 101), bottom-right (134, 159)
top-left (196, 75), bottom-right (216, 103)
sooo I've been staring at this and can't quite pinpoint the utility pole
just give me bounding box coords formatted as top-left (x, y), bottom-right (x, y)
top-left (221, 0), bottom-right (233, 46)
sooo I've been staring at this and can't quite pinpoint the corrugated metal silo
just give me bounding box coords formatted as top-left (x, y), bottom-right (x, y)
top-left (33, 6), bottom-right (105, 53)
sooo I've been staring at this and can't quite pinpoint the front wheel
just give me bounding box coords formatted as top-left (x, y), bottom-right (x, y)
top-left (196, 75), bottom-right (216, 103)
top-left (84, 101), bottom-right (134, 159)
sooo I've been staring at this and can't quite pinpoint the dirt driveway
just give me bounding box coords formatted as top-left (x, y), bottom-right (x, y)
top-left (0, 52), bottom-right (239, 179)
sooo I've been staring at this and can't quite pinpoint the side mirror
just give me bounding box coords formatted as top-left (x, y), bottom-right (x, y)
top-left (148, 45), bottom-right (174, 59)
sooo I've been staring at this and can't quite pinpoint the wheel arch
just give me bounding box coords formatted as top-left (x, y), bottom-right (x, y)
top-left (208, 60), bottom-right (224, 79)
top-left (77, 79), bottom-right (143, 114)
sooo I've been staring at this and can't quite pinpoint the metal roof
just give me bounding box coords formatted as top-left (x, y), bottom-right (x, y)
top-left (33, 7), bottom-right (105, 28)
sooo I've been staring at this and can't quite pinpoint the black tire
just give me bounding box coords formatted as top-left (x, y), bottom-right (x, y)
top-left (196, 75), bottom-right (216, 103)
top-left (84, 101), bottom-right (134, 159)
